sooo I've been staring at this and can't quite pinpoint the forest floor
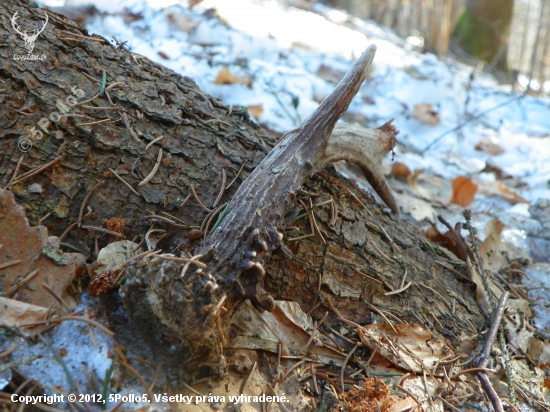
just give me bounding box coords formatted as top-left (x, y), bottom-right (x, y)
top-left (1, 0), bottom-right (550, 411)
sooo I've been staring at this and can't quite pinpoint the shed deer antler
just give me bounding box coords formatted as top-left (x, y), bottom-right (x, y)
top-left (11, 12), bottom-right (49, 54)
top-left (121, 45), bottom-right (400, 377)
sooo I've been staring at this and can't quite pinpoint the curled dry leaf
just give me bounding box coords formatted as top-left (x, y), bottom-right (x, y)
top-left (480, 163), bottom-right (511, 179)
top-left (425, 223), bottom-right (471, 261)
top-left (406, 168), bottom-right (432, 199)
top-left (412, 103), bottom-right (440, 126)
top-left (401, 376), bottom-right (444, 412)
top-left (394, 192), bottom-right (437, 222)
top-left (478, 220), bottom-right (532, 306)
top-left (165, 10), bottom-right (199, 33)
top-left (356, 323), bottom-right (455, 373)
top-left (214, 67), bottom-right (252, 86)
top-left (228, 300), bottom-right (345, 365)
top-left (451, 176), bottom-right (477, 207)
top-left (0, 189), bottom-right (85, 312)
top-left (171, 359), bottom-right (310, 411)
top-left (479, 219), bottom-right (506, 273)
top-left (89, 240), bottom-right (142, 296)
top-left (496, 181), bottom-right (530, 204)
top-left (0, 297), bottom-right (48, 336)
top-left (390, 161), bottom-right (411, 178)
top-left (474, 137), bottom-right (505, 155)
top-left (157, 51), bottom-right (170, 60)
top-left (247, 104), bottom-right (263, 120)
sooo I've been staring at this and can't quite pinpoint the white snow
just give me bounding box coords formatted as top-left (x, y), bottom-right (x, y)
top-left (24, 0), bottom-right (550, 407)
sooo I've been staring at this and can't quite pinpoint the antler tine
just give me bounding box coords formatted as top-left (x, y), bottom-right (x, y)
top-left (11, 12), bottom-right (25, 36)
top-left (26, 13), bottom-right (49, 41)
top-left (37, 13), bottom-right (49, 37)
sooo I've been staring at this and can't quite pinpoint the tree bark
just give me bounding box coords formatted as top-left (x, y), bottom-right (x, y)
top-left (452, 0), bottom-right (514, 71)
top-left (0, 0), bottom-right (485, 380)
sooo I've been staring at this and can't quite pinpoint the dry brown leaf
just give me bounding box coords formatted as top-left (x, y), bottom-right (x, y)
top-left (0, 189), bottom-right (85, 312)
top-left (390, 161), bottom-right (410, 178)
top-left (451, 176), bottom-right (478, 207)
top-left (165, 10), bottom-right (199, 33)
top-left (479, 219), bottom-right (506, 273)
top-left (157, 51), bottom-right (170, 60)
top-left (480, 163), bottom-right (511, 179)
top-left (412, 103), bottom-right (440, 126)
top-left (474, 137), bottom-right (505, 155)
top-left (0, 297), bottom-right (48, 336)
top-left (478, 180), bottom-right (531, 205)
top-left (424, 223), bottom-right (470, 260)
top-left (228, 300), bottom-right (345, 365)
top-left (214, 67), bottom-right (252, 86)
top-left (172, 363), bottom-right (309, 411)
top-left (394, 192), bottom-right (437, 222)
top-left (405, 168), bottom-right (434, 201)
top-left (495, 181), bottom-right (530, 204)
top-left (401, 376), bottom-right (444, 412)
top-left (357, 323), bottom-right (455, 373)
top-left (89, 240), bottom-right (142, 296)
top-left (247, 104), bottom-right (263, 120)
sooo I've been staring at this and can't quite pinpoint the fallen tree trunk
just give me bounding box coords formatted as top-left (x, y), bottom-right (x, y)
top-left (0, 0), bottom-right (484, 381)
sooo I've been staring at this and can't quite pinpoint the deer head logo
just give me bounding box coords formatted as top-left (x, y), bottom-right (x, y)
top-left (11, 12), bottom-right (49, 54)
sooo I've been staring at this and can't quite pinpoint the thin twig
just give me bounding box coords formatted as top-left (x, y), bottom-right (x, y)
top-left (239, 361), bottom-right (257, 395)
top-left (59, 30), bottom-right (105, 42)
top-left (42, 283), bottom-right (70, 314)
top-left (81, 225), bottom-right (124, 237)
top-left (384, 281), bottom-right (412, 296)
top-left (22, 315), bottom-right (114, 337)
top-left (109, 169), bottom-right (141, 197)
top-left (121, 112), bottom-right (140, 142)
top-left (477, 373), bottom-right (504, 412)
top-left (145, 135), bottom-right (164, 150)
top-left (203, 202), bottom-right (228, 239)
top-left (212, 168), bottom-right (226, 208)
top-left (225, 162), bottom-right (246, 189)
top-left (59, 223), bottom-right (77, 241)
top-left (105, 82), bottom-right (127, 92)
top-left (146, 212), bottom-right (191, 229)
top-left (6, 269), bottom-right (39, 294)
top-left (138, 148), bottom-right (163, 186)
top-left (4, 154), bottom-right (24, 189)
top-left (309, 199), bottom-right (325, 244)
top-left (287, 233), bottom-right (315, 242)
top-left (0, 355), bottom-right (41, 374)
top-left (114, 347), bottom-right (153, 402)
top-left (77, 118), bottom-right (113, 127)
top-left (78, 180), bottom-right (104, 227)
top-left (368, 303), bottom-right (397, 334)
top-left (80, 105), bottom-right (121, 111)
top-left (415, 282), bottom-right (453, 310)
top-left (0, 260), bottom-right (21, 270)
top-left (340, 345), bottom-right (357, 392)
top-left (422, 94), bottom-right (524, 153)
top-left (180, 381), bottom-right (203, 397)
top-left (478, 292), bottom-right (509, 369)
top-left (10, 156), bottom-right (62, 186)
top-left (190, 185), bottom-right (212, 212)
top-left (155, 255), bottom-right (207, 267)
top-left (281, 360), bottom-right (307, 381)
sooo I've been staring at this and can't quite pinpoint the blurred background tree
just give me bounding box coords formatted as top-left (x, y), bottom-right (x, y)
top-left (452, 0), bottom-right (514, 71)
top-left (311, 0), bottom-right (550, 94)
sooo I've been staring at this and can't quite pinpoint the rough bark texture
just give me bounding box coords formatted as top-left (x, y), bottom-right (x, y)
top-left (0, 0), bottom-right (485, 380)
